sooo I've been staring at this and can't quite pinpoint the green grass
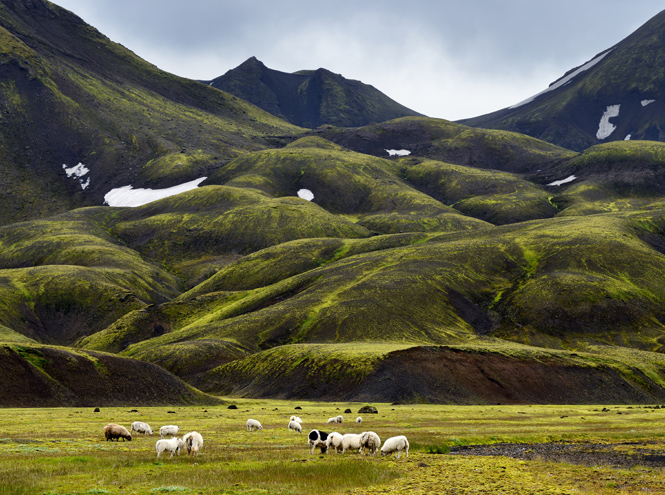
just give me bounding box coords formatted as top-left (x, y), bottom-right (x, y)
top-left (2, 402), bottom-right (665, 494)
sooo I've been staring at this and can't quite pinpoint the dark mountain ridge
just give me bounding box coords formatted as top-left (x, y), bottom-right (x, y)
top-left (206, 56), bottom-right (423, 128)
top-left (462, 9), bottom-right (665, 151)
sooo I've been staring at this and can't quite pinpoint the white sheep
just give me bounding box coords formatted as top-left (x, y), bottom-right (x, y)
top-left (288, 420), bottom-right (302, 433)
top-left (131, 421), bottom-right (152, 436)
top-left (356, 417), bottom-right (362, 424)
top-left (336, 415), bottom-right (343, 424)
top-left (159, 425), bottom-right (179, 438)
top-left (325, 431), bottom-right (343, 453)
top-left (290, 415), bottom-right (303, 424)
top-left (341, 433), bottom-right (363, 454)
top-left (182, 431), bottom-right (203, 455)
top-left (360, 431), bottom-right (381, 455)
top-left (246, 419), bottom-right (263, 431)
top-left (326, 417), bottom-right (337, 424)
top-left (155, 437), bottom-right (185, 457)
top-left (381, 435), bottom-right (409, 459)
top-left (308, 429), bottom-right (329, 454)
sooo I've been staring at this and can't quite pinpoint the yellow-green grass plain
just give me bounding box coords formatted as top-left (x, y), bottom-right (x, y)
top-left (2, 401), bottom-right (665, 494)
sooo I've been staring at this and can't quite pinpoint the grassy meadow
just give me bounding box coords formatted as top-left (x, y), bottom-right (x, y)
top-left (1, 401), bottom-right (665, 494)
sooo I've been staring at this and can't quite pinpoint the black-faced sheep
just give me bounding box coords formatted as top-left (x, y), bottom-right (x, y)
top-left (381, 435), bottom-right (409, 459)
top-left (183, 431), bottom-right (203, 455)
top-left (356, 416), bottom-right (362, 424)
top-left (360, 431), bottom-right (381, 455)
top-left (246, 419), bottom-right (263, 431)
top-left (341, 433), bottom-right (363, 454)
top-left (288, 420), bottom-right (302, 433)
top-left (308, 429), bottom-right (329, 454)
top-left (104, 423), bottom-right (132, 442)
top-left (336, 415), bottom-right (343, 424)
top-left (159, 425), bottom-right (179, 438)
top-left (155, 437), bottom-right (185, 457)
top-left (130, 421), bottom-right (152, 436)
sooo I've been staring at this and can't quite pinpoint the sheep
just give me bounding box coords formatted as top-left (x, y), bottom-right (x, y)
top-left (308, 429), bottom-right (329, 454)
top-left (336, 415), bottom-right (343, 424)
top-left (360, 431), bottom-right (381, 455)
top-left (130, 421), bottom-right (152, 436)
top-left (246, 419), bottom-right (263, 431)
top-left (182, 431), bottom-right (203, 455)
top-left (159, 425), bottom-right (179, 438)
top-left (155, 437), bottom-right (185, 457)
top-left (288, 420), bottom-right (302, 433)
top-left (326, 417), bottom-right (337, 424)
top-left (325, 431), bottom-right (343, 454)
top-left (381, 435), bottom-right (409, 459)
top-left (356, 417), bottom-right (362, 424)
top-left (104, 423), bottom-right (132, 442)
top-left (341, 433), bottom-right (363, 454)
top-left (290, 415), bottom-right (303, 424)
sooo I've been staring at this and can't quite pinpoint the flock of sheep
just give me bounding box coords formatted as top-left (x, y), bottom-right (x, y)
top-left (248, 415), bottom-right (409, 459)
top-left (102, 413), bottom-right (408, 460)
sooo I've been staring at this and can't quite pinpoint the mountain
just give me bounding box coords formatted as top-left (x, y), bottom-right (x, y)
top-left (0, 0), bottom-right (300, 226)
top-left (461, 9), bottom-right (665, 151)
top-left (205, 56), bottom-right (423, 128)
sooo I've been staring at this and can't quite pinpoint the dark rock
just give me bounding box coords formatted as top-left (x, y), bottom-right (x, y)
top-left (358, 405), bottom-right (378, 414)
top-left (228, 405), bottom-right (238, 409)
top-left (93, 407), bottom-right (100, 412)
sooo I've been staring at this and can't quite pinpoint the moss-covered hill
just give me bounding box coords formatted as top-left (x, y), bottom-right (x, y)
top-left (0, 0), bottom-right (300, 226)
top-left (206, 56), bottom-right (423, 128)
top-left (462, 9), bottom-right (665, 151)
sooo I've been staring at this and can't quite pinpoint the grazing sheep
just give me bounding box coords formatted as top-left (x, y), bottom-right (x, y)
top-left (336, 415), bottom-right (343, 424)
top-left (356, 417), bottom-right (362, 424)
top-left (156, 437), bottom-right (185, 457)
top-left (308, 429), bottom-right (329, 454)
top-left (326, 417), bottom-right (337, 424)
top-left (104, 423), bottom-right (132, 442)
top-left (130, 421), bottom-right (152, 436)
top-left (288, 420), bottom-right (303, 433)
top-left (360, 431), bottom-right (381, 455)
top-left (246, 419), bottom-right (263, 431)
top-left (290, 415), bottom-right (303, 424)
top-left (182, 431), bottom-right (203, 455)
top-left (341, 433), bottom-right (363, 454)
top-left (381, 435), bottom-right (409, 459)
top-left (160, 425), bottom-right (179, 438)
top-left (325, 431), bottom-right (343, 454)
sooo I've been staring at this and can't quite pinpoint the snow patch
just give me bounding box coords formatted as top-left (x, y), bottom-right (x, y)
top-left (641, 99), bottom-right (655, 107)
top-left (510, 50), bottom-right (612, 109)
top-left (104, 177), bottom-right (207, 207)
top-left (63, 162), bottom-right (91, 190)
top-left (596, 104), bottom-right (620, 140)
top-left (547, 175), bottom-right (577, 187)
top-left (297, 189), bottom-right (314, 201)
top-left (386, 149), bottom-right (411, 156)
top-left (624, 134), bottom-right (632, 141)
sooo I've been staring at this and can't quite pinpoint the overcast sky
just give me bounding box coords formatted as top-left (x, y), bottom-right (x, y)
top-left (52, 1), bottom-right (664, 121)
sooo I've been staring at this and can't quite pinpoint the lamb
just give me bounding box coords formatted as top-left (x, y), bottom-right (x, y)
top-left (356, 417), bottom-right (362, 424)
top-left (155, 437), bottom-right (185, 457)
top-left (246, 419), bottom-right (263, 431)
top-left (381, 435), bottom-right (409, 459)
top-left (130, 421), bottom-right (152, 436)
top-left (160, 425), bottom-right (179, 438)
top-left (308, 429), bottom-right (329, 454)
top-left (359, 431), bottom-right (381, 455)
top-left (325, 431), bottom-right (343, 454)
top-left (341, 433), bottom-right (363, 454)
top-left (104, 423), bottom-right (132, 442)
top-left (182, 431), bottom-right (203, 455)
top-left (288, 420), bottom-right (302, 433)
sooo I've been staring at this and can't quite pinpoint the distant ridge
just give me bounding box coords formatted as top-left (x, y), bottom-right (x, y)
top-left (461, 9), bottom-right (665, 151)
top-left (206, 57), bottom-right (423, 128)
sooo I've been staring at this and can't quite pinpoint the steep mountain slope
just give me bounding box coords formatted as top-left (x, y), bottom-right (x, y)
top-left (461, 9), bottom-right (665, 151)
top-left (206, 56), bottom-right (422, 128)
top-left (0, 0), bottom-right (300, 226)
